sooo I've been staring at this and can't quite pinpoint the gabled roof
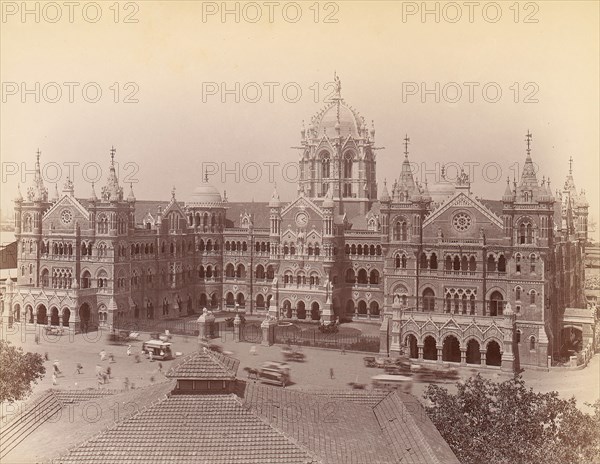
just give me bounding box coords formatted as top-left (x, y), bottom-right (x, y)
top-left (242, 383), bottom-right (460, 464)
top-left (281, 195), bottom-right (324, 219)
top-left (423, 192), bottom-right (503, 228)
top-left (43, 195), bottom-right (90, 221)
top-left (166, 350), bottom-right (239, 380)
top-left (55, 393), bottom-right (316, 464)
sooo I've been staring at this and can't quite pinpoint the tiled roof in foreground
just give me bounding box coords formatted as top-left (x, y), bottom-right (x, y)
top-left (165, 350), bottom-right (240, 380)
top-left (242, 383), bottom-right (461, 464)
top-left (53, 394), bottom-right (317, 464)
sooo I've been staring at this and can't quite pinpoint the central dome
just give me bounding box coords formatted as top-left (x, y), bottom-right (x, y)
top-left (314, 101), bottom-right (362, 138)
top-left (188, 184), bottom-right (222, 205)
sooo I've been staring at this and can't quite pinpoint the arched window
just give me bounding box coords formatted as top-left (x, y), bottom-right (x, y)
top-left (498, 255), bottom-right (506, 272)
top-left (394, 221), bottom-right (408, 241)
top-left (395, 254), bottom-right (401, 269)
top-left (255, 264), bottom-right (265, 280)
top-left (530, 290), bottom-right (536, 305)
top-left (369, 269), bottom-right (379, 285)
top-left (423, 288), bottom-right (435, 311)
top-left (420, 253), bottom-right (428, 269)
top-left (401, 254), bottom-right (407, 269)
top-left (321, 153), bottom-right (331, 178)
top-left (344, 152), bottom-right (353, 178)
top-left (357, 269), bottom-right (368, 284)
top-left (515, 287), bottom-right (521, 300)
top-left (97, 215), bottom-right (109, 234)
top-left (40, 269), bottom-right (49, 287)
top-left (430, 253), bottom-right (438, 270)
top-left (487, 255), bottom-right (496, 272)
top-left (345, 268), bottom-right (356, 284)
top-left (236, 264), bottom-right (245, 279)
top-left (469, 256), bottom-right (477, 271)
top-left (530, 254), bottom-right (536, 273)
top-left (225, 263), bottom-right (235, 278)
top-left (445, 256), bottom-right (452, 271)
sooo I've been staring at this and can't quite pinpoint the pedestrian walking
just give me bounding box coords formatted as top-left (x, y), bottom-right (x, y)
top-left (102, 372), bottom-right (108, 384)
top-left (100, 349), bottom-right (106, 361)
top-left (44, 352), bottom-right (49, 361)
top-left (53, 361), bottom-right (61, 376)
top-left (134, 354), bottom-right (140, 363)
top-left (106, 366), bottom-right (111, 379)
top-left (35, 334), bottom-right (40, 345)
top-left (52, 372), bottom-right (57, 385)
top-left (149, 351), bottom-right (154, 362)
top-left (127, 345), bottom-right (132, 356)
top-left (329, 368), bottom-right (334, 379)
top-left (124, 377), bottom-right (130, 390)
top-left (150, 375), bottom-right (155, 383)
top-left (341, 345), bottom-right (346, 355)
top-left (76, 363), bottom-right (83, 374)
top-left (250, 346), bottom-right (257, 356)
top-left (158, 362), bottom-right (163, 373)
top-left (109, 353), bottom-right (115, 363)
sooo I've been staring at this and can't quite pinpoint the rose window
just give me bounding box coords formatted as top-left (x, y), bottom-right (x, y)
top-left (453, 212), bottom-right (472, 232)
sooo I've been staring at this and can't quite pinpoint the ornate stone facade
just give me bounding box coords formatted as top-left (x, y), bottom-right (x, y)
top-left (4, 82), bottom-right (589, 370)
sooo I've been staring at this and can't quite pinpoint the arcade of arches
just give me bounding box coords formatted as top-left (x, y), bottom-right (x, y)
top-left (404, 333), bottom-right (502, 366)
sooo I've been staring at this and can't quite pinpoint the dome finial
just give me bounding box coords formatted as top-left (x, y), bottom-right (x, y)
top-left (403, 134), bottom-right (410, 158)
top-left (569, 156), bottom-right (573, 175)
top-left (333, 71), bottom-right (341, 98)
top-left (525, 130), bottom-right (532, 158)
top-left (171, 186), bottom-right (176, 200)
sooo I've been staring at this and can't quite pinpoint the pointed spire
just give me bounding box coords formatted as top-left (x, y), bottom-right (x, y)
top-left (269, 182), bottom-right (281, 207)
top-left (422, 178), bottom-right (431, 201)
top-left (101, 146), bottom-right (123, 202)
top-left (503, 177), bottom-right (513, 199)
top-left (520, 130), bottom-right (538, 188)
top-left (127, 182), bottom-right (136, 202)
top-left (89, 182), bottom-right (98, 202)
top-left (15, 183), bottom-right (23, 202)
top-left (569, 156), bottom-right (573, 175)
top-left (51, 183), bottom-right (60, 202)
top-left (403, 134), bottom-right (410, 158)
top-left (30, 149), bottom-right (48, 202)
top-left (380, 178), bottom-right (391, 202)
top-left (171, 186), bottom-right (176, 201)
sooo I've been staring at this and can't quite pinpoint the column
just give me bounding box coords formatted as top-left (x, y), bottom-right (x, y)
top-left (417, 345), bottom-right (424, 360)
top-left (233, 314), bottom-right (241, 342)
top-left (480, 350), bottom-right (487, 365)
top-left (436, 347), bottom-right (443, 362)
top-left (460, 348), bottom-right (467, 365)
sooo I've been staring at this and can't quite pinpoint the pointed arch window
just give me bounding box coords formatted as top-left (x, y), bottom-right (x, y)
top-left (321, 153), bottom-right (331, 178)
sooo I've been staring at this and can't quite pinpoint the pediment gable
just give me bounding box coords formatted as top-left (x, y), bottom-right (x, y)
top-left (424, 192), bottom-right (503, 229)
top-left (281, 195), bottom-right (324, 219)
top-left (42, 195), bottom-right (90, 231)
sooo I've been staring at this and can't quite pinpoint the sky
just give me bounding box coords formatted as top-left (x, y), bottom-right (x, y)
top-left (1, 1), bottom-right (598, 239)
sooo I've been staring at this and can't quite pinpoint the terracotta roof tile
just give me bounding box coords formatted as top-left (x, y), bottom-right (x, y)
top-left (166, 351), bottom-right (239, 380)
top-left (55, 394), bottom-right (315, 464)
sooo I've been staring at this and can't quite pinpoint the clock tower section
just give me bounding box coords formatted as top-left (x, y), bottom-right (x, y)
top-left (297, 74), bottom-right (378, 217)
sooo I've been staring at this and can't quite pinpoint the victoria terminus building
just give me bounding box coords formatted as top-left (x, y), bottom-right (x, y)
top-left (6, 81), bottom-right (591, 371)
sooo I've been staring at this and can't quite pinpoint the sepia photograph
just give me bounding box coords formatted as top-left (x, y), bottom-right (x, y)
top-left (0, 1), bottom-right (599, 463)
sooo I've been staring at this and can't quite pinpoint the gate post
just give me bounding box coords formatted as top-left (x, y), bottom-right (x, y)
top-left (233, 313), bottom-right (241, 342)
top-left (261, 314), bottom-right (276, 346)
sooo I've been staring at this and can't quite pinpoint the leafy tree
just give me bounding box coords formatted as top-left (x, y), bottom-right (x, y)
top-left (0, 340), bottom-right (46, 403)
top-left (423, 374), bottom-right (600, 464)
